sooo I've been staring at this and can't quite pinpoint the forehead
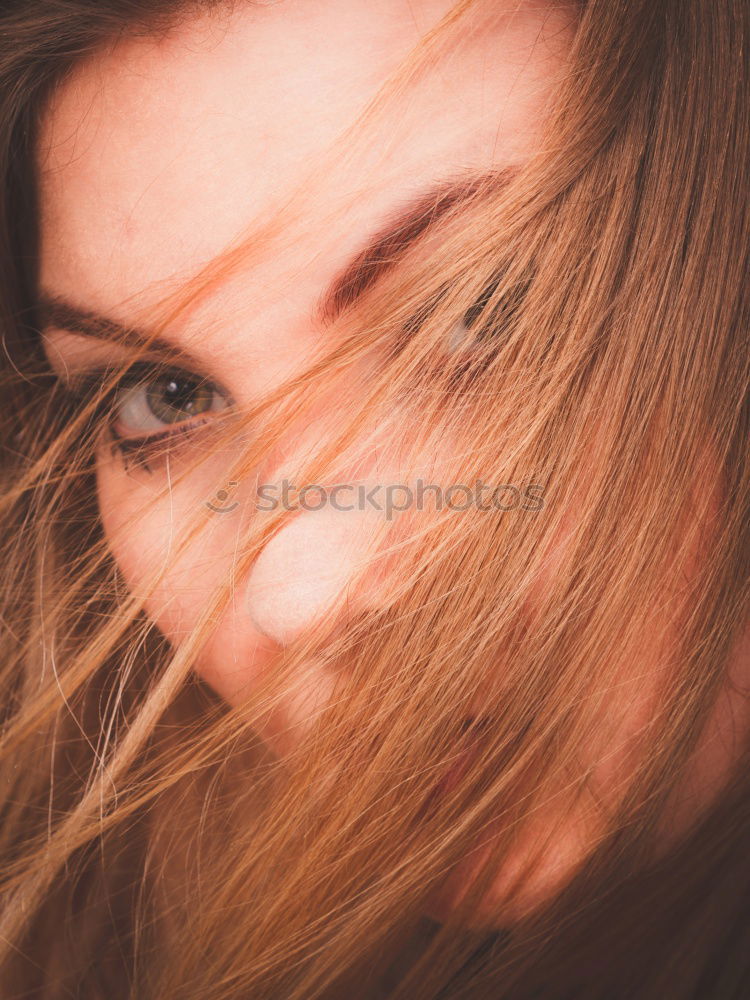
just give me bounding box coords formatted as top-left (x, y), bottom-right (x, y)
top-left (37, 0), bottom-right (572, 347)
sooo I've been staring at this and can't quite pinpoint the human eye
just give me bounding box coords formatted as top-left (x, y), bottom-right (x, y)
top-left (111, 366), bottom-right (228, 436)
top-left (448, 270), bottom-right (530, 353)
top-left (431, 269), bottom-right (533, 397)
top-left (62, 361), bottom-right (230, 469)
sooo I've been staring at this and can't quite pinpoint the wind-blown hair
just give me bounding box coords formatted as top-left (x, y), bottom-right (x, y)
top-left (0, 1), bottom-right (748, 997)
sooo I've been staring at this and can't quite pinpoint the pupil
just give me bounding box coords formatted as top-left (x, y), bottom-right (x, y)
top-left (147, 375), bottom-right (212, 424)
top-left (165, 378), bottom-right (192, 408)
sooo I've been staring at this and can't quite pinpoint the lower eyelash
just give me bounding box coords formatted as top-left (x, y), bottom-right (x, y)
top-left (60, 362), bottom-right (225, 467)
top-left (108, 419), bottom-right (211, 473)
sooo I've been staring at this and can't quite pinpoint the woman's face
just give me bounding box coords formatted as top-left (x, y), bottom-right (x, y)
top-left (36, 0), bottom-right (749, 919)
top-left (39, 0), bottom-right (574, 715)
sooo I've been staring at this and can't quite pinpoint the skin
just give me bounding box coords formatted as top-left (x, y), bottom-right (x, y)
top-left (37, 0), bottom-right (749, 921)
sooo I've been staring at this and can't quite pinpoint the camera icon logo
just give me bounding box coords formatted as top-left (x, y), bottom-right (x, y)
top-left (206, 482), bottom-right (240, 514)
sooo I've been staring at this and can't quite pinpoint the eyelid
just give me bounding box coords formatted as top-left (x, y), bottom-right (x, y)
top-left (58, 358), bottom-right (233, 459)
top-left (60, 358), bottom-right (233, 407)
top-left (42, 321), bottom-right (210, 377)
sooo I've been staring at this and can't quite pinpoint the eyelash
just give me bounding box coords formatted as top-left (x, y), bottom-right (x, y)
top-left (63, 361), bottom-right (228, 471)
top-left (58, 274), bottom-right (525, 466)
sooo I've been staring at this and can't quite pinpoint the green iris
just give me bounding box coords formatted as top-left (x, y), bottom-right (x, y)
top-left (145, 374), bottom-right (215, 425)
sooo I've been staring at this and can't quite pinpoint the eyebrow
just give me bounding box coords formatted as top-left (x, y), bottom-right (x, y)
top-left (316, 172), bottom-right (500, 321)
top-left (38, 171), bottom-right (508, 358)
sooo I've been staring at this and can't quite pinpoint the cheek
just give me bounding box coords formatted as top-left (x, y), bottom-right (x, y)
top-left (95, 437), bottom-right (396, 711)
top-left (96, 448), bottom-right (281, 703)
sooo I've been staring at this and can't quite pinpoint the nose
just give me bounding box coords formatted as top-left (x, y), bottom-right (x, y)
top-left (245, 499), bottom-right (383, 645)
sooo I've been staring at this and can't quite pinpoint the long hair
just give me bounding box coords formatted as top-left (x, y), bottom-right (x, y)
top-left (1, 1), bottom-right (748, 997)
